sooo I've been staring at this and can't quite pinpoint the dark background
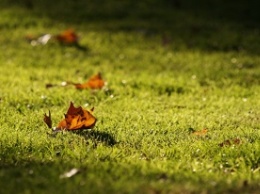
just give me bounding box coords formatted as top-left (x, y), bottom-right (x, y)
top-left (1, 0), bottom-right (260, 54)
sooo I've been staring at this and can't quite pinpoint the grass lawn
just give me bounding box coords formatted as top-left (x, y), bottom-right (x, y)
top-left (0, 0), bottom-right (260, 193)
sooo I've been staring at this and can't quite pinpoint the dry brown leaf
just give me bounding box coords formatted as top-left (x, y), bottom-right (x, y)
top-left (46, 73), bottom-right (105, 90)
top-left (43, 102), bottom-right (96, 131)
top-left (192, 128), bottom-right (208, 136)
top-left (55, 29), bottom-right (79, 44)
top-left (74, 73), bottom-right (105, 90)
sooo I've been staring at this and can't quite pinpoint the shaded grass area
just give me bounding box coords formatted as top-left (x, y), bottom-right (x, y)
top-left (0, 0), bottom-right (260, 193)
top-left (1, 0), bottom-right (260, 54)
top-left (1, 161), bottom-right (259, 194)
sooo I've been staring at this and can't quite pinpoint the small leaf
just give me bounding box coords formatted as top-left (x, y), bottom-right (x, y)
top-left (192, 128), bottom-right (208, 136)
top-left (74, 73), bottom-right (105, 90)
top-left (55, 29), bottom-right (79, 44)
top-left (45, 74), bottom-right (105, 90)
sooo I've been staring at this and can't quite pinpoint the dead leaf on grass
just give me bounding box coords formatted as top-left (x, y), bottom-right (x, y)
top-left (55, 29), bottom-right (79, 44)
top-left (73, 73), bottom-right (105, 90)
top-left (43, 102), bottom-right (96, 131)
top-left (46, 73), bottom-right (105, 90)
top-left (25, 29), bottom-right (87, 50)
top-left (191, 128), bottom-right (208, 136)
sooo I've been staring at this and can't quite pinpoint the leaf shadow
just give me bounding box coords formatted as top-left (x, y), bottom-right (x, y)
top-left (75, 130), bottom-right (117, 147)
top-left (59, 42), bottom-right (90, 52)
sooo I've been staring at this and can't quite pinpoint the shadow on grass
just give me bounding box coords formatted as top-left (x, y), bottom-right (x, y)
top-left (74, 130), bottom-right (117, 147)
top-left (0, 159), bottom-right (259, 194)
top-left (48, 129), bottom-right (116, 146)
top-left (1, 0), bottom-right (260, 54)
top-left (61, 43), bottom-right (90, 52)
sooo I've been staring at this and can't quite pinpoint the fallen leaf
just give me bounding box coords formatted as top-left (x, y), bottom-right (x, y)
top-left (219, 138), bottom-right (241, 147)
top-left (60, 168), bottom-right (80, 179)
top-left (26, 30), bottom-right (87, 50)
top-left (74, 73), bottom-right (105, 89)
top-left (55, 29), bottom-right (79, 44)
top-left (43, 102), bottom-right (96, 131)
top-left (192, 128), bottom-right (208, 136)
top-left (46, 73), bottom-right (105, 90)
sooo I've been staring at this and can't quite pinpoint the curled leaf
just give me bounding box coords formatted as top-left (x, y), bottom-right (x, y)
top-left (25, 30), bottom-right (87, 50)
top-left (74, 73), bottom-right (105, 90)
top-left (192, 128), bottom-right (208, 136)
top-left (45, 74), bottom-right (105, 90)
top-left (43, 110), bottom-right (52, 128)
top-left (56, 102), bottom-right (96, 131)
top-left (55, 29), bottom-right (79, 44)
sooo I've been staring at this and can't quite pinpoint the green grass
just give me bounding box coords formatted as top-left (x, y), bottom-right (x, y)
top-left (0, 0), bottom-right (260, 193)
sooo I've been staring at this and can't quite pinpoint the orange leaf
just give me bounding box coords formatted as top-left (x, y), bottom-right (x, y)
top-left (192, 128), bottom-right (208, 136)
top-left (45, 74), bottom-right (105, 90)
top-left (43, 110), bottom-right (52, 128)
top-left (74, 73), bottom-right (105, 90)
top-left (55, 29), bottom-right (78, 44)
top-left (56, 102), bottom-right (96, 131)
